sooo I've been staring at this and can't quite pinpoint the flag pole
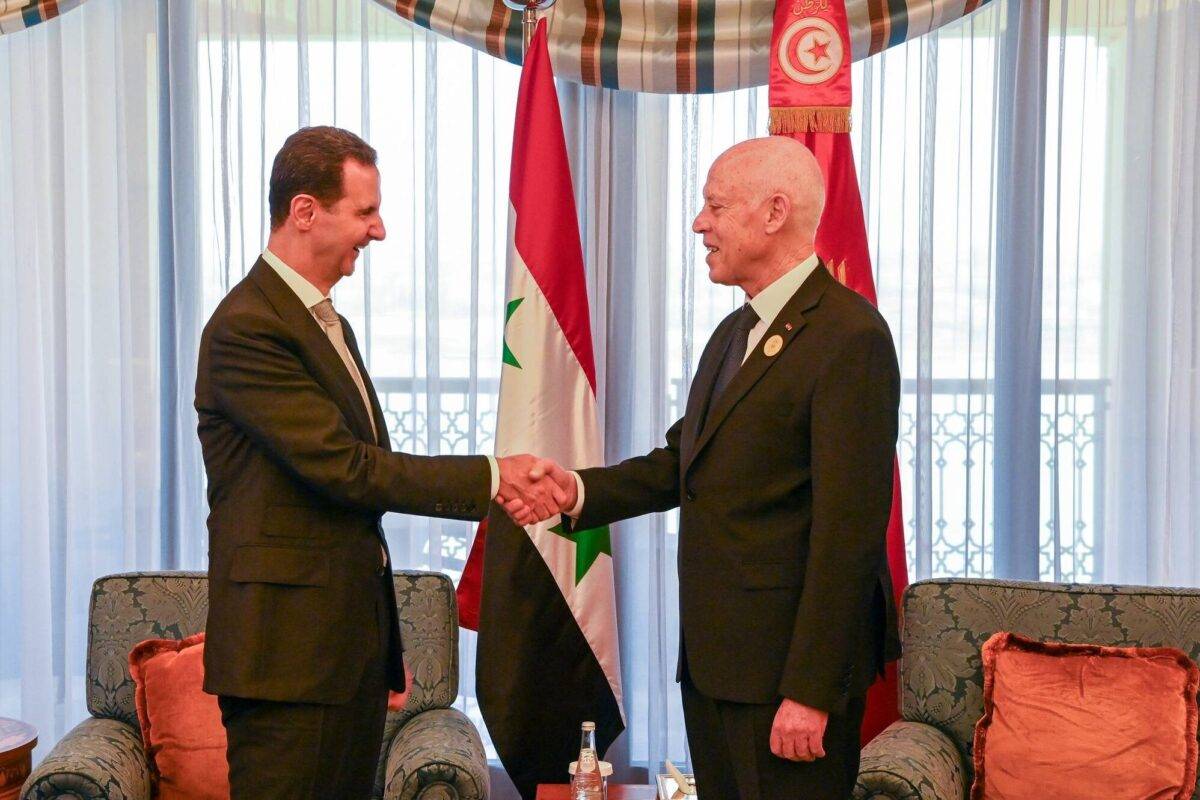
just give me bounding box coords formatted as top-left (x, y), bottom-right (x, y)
top-left (502, 0), bottom-right (557, 57)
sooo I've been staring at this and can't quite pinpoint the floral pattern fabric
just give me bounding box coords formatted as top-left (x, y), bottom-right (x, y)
top-left (854, 720), bottom-right (964, 800)
top-left (24, 570), bottom-right (484, 800)
top-left (855, 578), bottom-right (1200, 799)
top-left (21, 717), bottom-right (150, 800)
top-left (383, 708), bottom-right (489, 800)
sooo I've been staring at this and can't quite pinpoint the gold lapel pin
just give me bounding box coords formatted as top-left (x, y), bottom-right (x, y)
top-left (764, 334), bottom-right (784, 357)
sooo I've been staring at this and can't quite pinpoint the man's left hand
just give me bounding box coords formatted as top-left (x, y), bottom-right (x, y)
top-left (770, 698), bottom-right (828, 761)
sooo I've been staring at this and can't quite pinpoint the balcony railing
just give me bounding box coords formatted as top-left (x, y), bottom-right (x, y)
top-left (373, 375), bottom-right (1108, 583)
top-left (897, 377), bottom-right (1107, 583)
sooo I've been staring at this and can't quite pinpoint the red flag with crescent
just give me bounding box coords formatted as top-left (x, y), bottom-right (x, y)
top-left (769, 0), bottom-right (909, 745)
top-left (769, 0), bottom-right (852, 132)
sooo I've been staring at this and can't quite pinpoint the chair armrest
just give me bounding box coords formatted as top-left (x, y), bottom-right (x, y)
top-left (21, 717), bottom-right (151, 800)
top-left (853, 720), bottom-right (967, 800)
top-left (383, 707), bottom-right (488, 800)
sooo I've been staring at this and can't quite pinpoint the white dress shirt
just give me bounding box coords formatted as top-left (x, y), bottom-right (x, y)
top-left (743, 252), bottom-right (820, 363)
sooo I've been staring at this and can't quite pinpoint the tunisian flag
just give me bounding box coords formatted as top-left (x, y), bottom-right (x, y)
top-left (768, 0), bottom-right (908, 744)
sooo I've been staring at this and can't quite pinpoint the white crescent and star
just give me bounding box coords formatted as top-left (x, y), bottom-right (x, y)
top-left (777, 16), bottom-right (844, 86)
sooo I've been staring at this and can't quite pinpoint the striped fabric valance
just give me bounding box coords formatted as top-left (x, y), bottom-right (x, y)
top-left (3, 0), bottom-right (993, 94)
top-left (0, 0), bottom-right (84, 36)
top-left (376, 0), bottom-right (994, 93)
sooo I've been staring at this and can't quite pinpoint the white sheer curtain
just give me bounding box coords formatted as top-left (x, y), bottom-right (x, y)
top-left (849, 0), bottom-right (1200, 587)
top-left (0, 0), bottom-right (167, 758)
top-left (1104, 0), bottom-right (1200, 586)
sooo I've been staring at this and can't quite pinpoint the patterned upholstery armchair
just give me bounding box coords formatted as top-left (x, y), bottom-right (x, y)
top-left (21, 570), bottom-right (488, 800)
top-left (854, 578), bottom-right (1200, 800)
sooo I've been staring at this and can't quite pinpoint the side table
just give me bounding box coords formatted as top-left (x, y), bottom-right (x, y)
top-left (0, 718), bottom-right (37, 800)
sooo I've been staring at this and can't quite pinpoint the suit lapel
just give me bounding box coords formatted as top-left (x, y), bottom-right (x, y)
top-left (685, 264), bottom-right (834, 474)
top-left (248, 260), bottom-right (379, 444)
top-left (680, 314), bottom-right (737, 467)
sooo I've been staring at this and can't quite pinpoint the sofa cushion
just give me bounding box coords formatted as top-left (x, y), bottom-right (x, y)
top-left (971, 631), bottom-right (1199, 800)
top-left (129, 632), bottom-right (231, 799)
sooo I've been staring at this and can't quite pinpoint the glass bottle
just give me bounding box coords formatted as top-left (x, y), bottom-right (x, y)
top-left (571, 721), bottom-right (603, 800)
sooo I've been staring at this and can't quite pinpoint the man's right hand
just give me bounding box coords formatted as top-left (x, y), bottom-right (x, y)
top-left (529, 460), bottom-right (577, 514)
top-left (496, 455), bottom-right (575, 526)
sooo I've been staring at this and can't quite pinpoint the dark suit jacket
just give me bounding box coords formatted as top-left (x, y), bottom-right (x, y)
top-left (195, 259), bottom-right (491, 704)
top-left (574, 264), bottom-right (900, 714)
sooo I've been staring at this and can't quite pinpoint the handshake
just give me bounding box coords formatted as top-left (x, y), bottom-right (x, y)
top-left (495, 455), bottom-right (579, 526)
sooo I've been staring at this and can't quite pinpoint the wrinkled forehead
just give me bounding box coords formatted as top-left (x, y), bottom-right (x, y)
top-left (705, 151), bottom-right (768, 202)
top-left (702, 157), bottom-right (745, 201)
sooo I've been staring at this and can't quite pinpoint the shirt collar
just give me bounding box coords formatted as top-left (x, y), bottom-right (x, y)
top-left (261, 248), bottom-right (328, 310)
top-left (747, 252), bottom-right (821, 328)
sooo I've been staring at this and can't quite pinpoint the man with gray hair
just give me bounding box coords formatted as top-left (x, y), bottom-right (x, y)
top-left (521, 136), bottom-right (901, 798)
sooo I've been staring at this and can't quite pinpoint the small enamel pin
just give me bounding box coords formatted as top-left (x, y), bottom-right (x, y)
top-left (764, 334), bottom-right (784, 357)
top-left (784, 322), bottom-right (793, 331)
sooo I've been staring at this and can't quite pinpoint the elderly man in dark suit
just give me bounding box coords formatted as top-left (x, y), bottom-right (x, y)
top-left (195, 126), bottom-right (564, 799)
top-left (511, 136), bottom-right (900, 799)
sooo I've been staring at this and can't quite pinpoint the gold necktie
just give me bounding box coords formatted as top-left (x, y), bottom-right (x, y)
top-left (311, 298), bottom-right (377, 443)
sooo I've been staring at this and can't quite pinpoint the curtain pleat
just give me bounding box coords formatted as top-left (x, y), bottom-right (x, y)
top-left (0, 0), bottom-right (165, 759)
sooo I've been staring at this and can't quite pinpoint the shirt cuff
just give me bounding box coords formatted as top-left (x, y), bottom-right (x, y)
top-left (487, 455), bottom-right (500, 499)
top-left (567, 471), bottom-right (586, 518)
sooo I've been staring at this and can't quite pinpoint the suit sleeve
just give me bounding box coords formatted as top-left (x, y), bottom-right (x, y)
top-left (205, 312), bottom-right (491, 519)
top-left (572, 416), bottom-right (685, 529)
top-left (778, 322), bottom-right (900, 713)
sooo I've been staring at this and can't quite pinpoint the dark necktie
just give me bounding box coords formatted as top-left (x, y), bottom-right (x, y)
top-left (709, 302), bottom-right (760, 409)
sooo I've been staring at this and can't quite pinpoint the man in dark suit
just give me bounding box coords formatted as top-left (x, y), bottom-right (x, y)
top-left (196, 126), bottom-right (564, 799)
top-left (514, 136), bottom-right (900, 799)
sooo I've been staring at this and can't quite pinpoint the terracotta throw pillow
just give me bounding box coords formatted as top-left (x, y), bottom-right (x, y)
top-left (129, 633), bottom-right (231, 800)
top-left (972, 631), bottom-right (1200, 800)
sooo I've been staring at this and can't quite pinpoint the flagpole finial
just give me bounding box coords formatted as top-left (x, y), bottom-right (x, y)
top-left (502, 0), bottom-right (556, 57)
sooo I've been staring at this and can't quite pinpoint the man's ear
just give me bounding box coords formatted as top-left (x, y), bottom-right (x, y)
top-left (291, 194), bottom-right (318, 231)
top-left (764, 192), bottom-right (791, 235)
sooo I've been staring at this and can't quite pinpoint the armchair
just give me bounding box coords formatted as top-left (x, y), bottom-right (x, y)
top-left (854, 578), bottom-right (1200, 800)
top-left (22, 570), bottom-right (488, 800)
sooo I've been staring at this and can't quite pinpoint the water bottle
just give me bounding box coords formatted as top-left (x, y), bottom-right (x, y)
top-left (571, 721), bottom-right (603, 800)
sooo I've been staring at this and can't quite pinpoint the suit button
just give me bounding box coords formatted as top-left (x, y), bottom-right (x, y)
top-left (685, 489), bottom-right (696, 502)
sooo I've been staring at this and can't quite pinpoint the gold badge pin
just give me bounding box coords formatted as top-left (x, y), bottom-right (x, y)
top-left (763, 334), bottom-right (783, 357)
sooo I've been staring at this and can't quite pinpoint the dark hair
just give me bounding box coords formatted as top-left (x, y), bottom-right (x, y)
top-left (268, 126), bottom-right (377, 230)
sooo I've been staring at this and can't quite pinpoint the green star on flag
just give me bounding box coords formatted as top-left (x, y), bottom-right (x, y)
top-left (502, 297), bottom-right (524, 368)
top-left (549, 521), bottom-right (612, 585)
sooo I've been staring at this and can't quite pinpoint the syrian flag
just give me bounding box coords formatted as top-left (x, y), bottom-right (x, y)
top-left (458, 19), bottom-right (624, 799)
top-left (768, 0), bottom-right (909, 744)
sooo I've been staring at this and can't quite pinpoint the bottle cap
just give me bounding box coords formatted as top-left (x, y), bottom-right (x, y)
top-left (582, 721), bottom-right (596, 731)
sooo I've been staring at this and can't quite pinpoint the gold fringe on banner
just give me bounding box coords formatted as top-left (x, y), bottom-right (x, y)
top-left (768, 106), bottom-right (852, 135)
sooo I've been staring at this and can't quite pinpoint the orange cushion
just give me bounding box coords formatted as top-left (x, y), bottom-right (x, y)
top-left (971, 632), bottom-right (1199, 800)
top-left (129, 633), bottom-right (230, 800)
